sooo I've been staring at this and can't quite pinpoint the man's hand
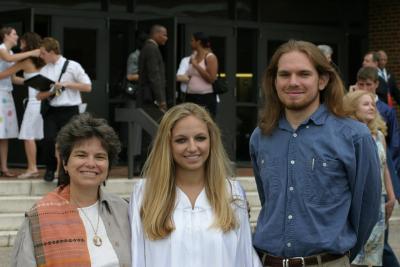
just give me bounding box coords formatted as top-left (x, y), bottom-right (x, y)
top-left (349, 84), bottom-right (358, 92)
top-left (158, 101), bottom-right (167, 113)
top-left (53, 82), bottom-right (67, 96)
top-left (385, 198), bottom-right (395, 222)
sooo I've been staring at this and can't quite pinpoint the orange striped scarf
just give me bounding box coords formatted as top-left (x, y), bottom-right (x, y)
top-left (26, 186), bottom-right (91, 267)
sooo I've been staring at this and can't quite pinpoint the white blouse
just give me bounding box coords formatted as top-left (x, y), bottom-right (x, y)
top-left (129, 179), bottom-right (262, 267)
top-left (0, 43), bottom-right (14, 92)
top-left (78, 201), bottom-right (119, 267)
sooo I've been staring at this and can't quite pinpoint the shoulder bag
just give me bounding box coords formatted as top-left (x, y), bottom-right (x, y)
top-left (40, 60), bottom-right (70, 116)
top-left (205, 53), bottom-right (228, 95)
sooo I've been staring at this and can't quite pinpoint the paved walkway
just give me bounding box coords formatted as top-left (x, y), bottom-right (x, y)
top-left (0, 248), bottom-right (11, 267)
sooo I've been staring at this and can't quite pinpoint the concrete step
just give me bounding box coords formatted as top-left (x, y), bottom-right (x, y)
top-left (246, 191), bottom-right (261, 208)
top-left (0, 177), bottom-right (260, 247)
top-left (0, 214), bottom-right (24, 231)
top-left (0, 179), bottom-right (139, 197)
top-left (250, 206), bottom-right (261, 223)
top-left (392, 202), bottom-right (400, 217)
top-left (234, 177), bottom-right (257, 192)
top-left (0, 196), bottom-right (40, 213)
top-left (0, 177), bottom-right (258, 197)
top-left (0, 231), bottom-right (17, 247)
top-left (0, 195), bottom-right (133, 215)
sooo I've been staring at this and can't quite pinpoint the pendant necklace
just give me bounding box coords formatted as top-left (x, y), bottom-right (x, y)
top-left (72, 199), bottom-right (103, 247)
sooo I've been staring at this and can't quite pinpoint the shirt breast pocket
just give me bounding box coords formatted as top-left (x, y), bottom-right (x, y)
top-left (304, 158), bottom-right (348, 205)
top-left (258, 157), bottom-right (282, 200)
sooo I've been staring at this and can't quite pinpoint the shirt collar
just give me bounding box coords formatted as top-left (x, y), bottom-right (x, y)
top-left (99, 187), bottom-right (113, 213)
top-left (52, 55), bottom-right (66, 66)
top-left (148, 38), bottom-right (158, 47)
top-left (278, 104), bottom-right (329, 131)
top-left (175, 187), bottom-right (211, 211)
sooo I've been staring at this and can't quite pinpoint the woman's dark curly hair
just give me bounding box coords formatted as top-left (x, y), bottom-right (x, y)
top-left (20, 32), bottom-right (45, 69)
top-left (56, 113), bottom-right (121, 186)
top-left (193, 32), bottom-right (211, 48)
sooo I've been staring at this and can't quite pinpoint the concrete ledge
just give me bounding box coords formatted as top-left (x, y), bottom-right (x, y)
top-left (0, 181), bottom-right (31, 196)
top-left (0, 178), bottom-right (143, 196)
top-left (30, 180), bottom-right (57, 196)
top-left (0, 231), bottom-right (17, 247)
top-left (235, 177), bottom-right (257, 192)
top-left (250, 206), bottom-right (261, 223)
top-left (246, 191), bottom-right (261, 207)
top-left (0, 177), bottom-right (258, 196)
top-left (0, 214), bottom-right (24, 231)
top-left (102, 179), bottom-right (139, 195)
top-left (0, 196), bottom-right (39, 213)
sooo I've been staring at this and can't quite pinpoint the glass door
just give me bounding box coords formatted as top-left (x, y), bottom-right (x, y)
top-left (52, 16), bottom-right (109, 119)
top-left (183, 23), bottom-right (236, 160)
top-left (235, 27), bottom-right (260, 164)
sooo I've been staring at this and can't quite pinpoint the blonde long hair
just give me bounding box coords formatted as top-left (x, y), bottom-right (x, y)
top-left (343, 90), bottom-right (387, 136)
top-left (260, 40), bottom-right (346, 135)
top-left (140, 103), bottom-right (236, 240)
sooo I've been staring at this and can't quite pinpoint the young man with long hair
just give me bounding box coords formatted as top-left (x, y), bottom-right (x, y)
top-left (250, 40), bottom-right (381, 266)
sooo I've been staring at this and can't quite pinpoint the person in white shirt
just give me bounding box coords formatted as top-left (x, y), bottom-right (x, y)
top-left (0, 27), bottom-right (40, 178)
top-left (0, 32), bottom-right (45, 179)
top-left (129, 102), bottom-right (262, 267)
top-left (176, 55), bottom-right (191, 102)
top-left (37, 37), bottom-right (91, 183)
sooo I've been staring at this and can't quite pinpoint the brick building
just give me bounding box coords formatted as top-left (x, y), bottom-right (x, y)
top-left (369, 0), bottom-right (400, 113)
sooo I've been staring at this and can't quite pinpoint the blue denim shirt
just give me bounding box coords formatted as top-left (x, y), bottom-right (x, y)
top-left (250, 105), bottom-right (381, 260)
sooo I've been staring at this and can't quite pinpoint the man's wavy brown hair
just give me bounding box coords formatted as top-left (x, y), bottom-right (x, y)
top-left (259, 40), bottom-right (346, 135)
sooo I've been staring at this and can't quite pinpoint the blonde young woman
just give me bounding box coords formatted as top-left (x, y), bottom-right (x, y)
top-left (129, 103), bottom-right (261, 267)
top-left (0, 27), bottom-right (39, 177)
top-left (343, 90), bottom-right (396, 267)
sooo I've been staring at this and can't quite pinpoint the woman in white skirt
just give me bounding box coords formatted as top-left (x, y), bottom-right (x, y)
top-left (0, 28), bottom-right (41, 178)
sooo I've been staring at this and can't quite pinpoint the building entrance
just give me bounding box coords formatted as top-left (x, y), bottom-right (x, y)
top-left (52, 16), bottom-right (109, 119)
top-left (0, 8), bottom-right (347, 168)
top-left (179, 22), bottom-right (236, 160)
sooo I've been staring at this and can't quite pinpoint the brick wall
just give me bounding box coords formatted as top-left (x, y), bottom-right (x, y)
top-left (369, 0), bottom-right (400, 92)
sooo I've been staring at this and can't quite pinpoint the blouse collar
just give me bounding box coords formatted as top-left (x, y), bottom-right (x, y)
top-left (175, 186), bottom-right (211, 211)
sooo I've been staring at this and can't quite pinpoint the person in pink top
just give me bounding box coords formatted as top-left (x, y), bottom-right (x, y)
top-left (185, 32), bottom-right (218, 118)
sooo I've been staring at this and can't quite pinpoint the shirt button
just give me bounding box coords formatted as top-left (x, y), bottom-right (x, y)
top-left (288, 215), bottom-right (293, 220)
top-left (322, 162), bottom-right (327, 167)
top-left (290, 160), bottom-right (295, 165)
top-left (306, 125), bottom-right (310, 129)
top-left (293, 133), bottom-right (297, 137)
top-left (261, 159), bottom-right (264, 164)
top-left (289, 186), bottom-right (294, 191)
top-left (287, 242), bottom-right (292, 247)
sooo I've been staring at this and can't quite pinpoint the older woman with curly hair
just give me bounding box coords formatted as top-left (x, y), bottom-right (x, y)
top-left (12, 113), bottom-right (131, 267)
